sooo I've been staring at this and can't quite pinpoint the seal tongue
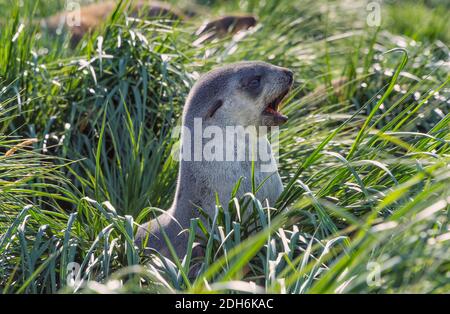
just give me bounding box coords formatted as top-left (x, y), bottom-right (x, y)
top-left (263, 106), bottom-right (285, 118)
top-left (261, 86), bottom-right (290, 125)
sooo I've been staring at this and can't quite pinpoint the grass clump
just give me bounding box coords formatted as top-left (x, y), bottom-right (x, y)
top-left (0, 0), bottom-right (449, 293)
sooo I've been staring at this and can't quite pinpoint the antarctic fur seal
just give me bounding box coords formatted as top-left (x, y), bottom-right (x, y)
top-left (135, 61), bottom-right (293, 259)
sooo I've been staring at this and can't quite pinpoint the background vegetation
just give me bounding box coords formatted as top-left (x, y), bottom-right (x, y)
top-left (0, 0), bottom-right (449, 293)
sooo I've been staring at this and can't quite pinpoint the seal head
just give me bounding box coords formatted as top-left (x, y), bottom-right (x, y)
top-left (185, 61), bottom-right (293, 128)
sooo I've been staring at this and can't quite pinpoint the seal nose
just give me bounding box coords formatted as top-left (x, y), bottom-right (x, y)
top-left (284, 69), bottom-right (294, 85)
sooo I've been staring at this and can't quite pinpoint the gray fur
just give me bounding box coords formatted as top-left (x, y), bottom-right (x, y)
top-left (135, 61), bottom-right (293, 258)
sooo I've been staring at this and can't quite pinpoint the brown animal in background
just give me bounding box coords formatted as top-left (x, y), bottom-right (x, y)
top-left (195, 15), bottom-right (257, 44)
top-left (196, 15), bottom-right (257, 36)
top-left (41, 0), bottom-right (257, 46)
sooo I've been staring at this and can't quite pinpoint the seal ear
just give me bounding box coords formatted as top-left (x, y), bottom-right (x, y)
top-left (206, 99), bottom-right (223, 119)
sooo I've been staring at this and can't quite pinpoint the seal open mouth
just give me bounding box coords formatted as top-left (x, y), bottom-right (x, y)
top-left (261, 87), bottom-right (290, 126)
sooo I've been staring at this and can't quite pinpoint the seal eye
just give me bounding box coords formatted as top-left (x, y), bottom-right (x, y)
top-left (248, 76), bottom-right (261, 89)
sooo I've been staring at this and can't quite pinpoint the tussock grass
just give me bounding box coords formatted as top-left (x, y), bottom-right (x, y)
top-left (0, 0), bottom-right (449, 293)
